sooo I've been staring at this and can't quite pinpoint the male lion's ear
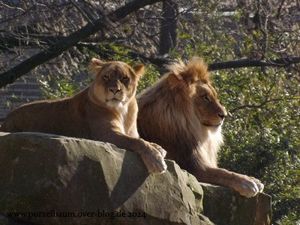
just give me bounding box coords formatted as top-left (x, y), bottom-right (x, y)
top-left (172, 71), bottom-right (183, 80)
top-left (166, 59), bottom-right (185, 81)
top-left (89, 58), bottom-right (105, 76)
top-left (133, 64), bottom-right (145, 77)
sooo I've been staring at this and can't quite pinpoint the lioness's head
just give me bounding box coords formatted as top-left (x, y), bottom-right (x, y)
top-left (167, 57), bottom-right (227, 127)
top-left (89, 58), bottom-right (144, 109)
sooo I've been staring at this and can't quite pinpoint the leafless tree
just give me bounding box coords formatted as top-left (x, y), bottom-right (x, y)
top-left (0, 0), bottom-right (299, 88)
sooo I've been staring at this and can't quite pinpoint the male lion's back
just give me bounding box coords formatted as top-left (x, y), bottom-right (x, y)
top-left (0, 97), bottom-right (89, 138)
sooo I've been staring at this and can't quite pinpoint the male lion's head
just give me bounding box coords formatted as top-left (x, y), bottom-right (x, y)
top-left (166, 57), bottom-right (227, 127)
top-left (89, 58), bottom-right (144, 109)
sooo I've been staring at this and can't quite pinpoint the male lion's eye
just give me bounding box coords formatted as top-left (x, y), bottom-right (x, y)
top-left (103, 75), bottom-right (109, 81)
top-left (203, 95), bottom-right (211, 102)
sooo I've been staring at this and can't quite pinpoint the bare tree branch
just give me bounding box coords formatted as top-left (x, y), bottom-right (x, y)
top-left (0, 0), bottom-right (164, 88)
top-left (70, 0), bottom-right (95, 23)
top-left (229, 96), bottom-right (300, 113)
top-left (79, 42), bottom-right (300, 71)
top-left (276, 0), bottom-right (286, 19)
top-left (208, 57), bottom-right (300, 70)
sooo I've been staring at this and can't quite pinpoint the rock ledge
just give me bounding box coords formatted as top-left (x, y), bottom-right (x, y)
top-left (0, 132), bottom-right (271, 225)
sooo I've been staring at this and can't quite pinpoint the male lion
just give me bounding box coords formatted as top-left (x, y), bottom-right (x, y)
top-left (0, 58), bottom-right (167, 174)
top-left (137, 57), bottom-right (264, 197)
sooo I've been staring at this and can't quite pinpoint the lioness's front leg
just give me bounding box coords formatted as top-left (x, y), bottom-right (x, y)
top-left (140, 141), bottom-right (167, 173)
top-left (99, 131), bottom-right (167, 174)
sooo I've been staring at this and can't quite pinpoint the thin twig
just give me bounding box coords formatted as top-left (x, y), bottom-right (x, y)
top-left (230, 97), bottom-right (300, 113)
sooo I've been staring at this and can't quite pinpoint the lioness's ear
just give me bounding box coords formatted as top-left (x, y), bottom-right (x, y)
top-left (133, 64), bottom-right (145, 77)
top-left (89, 58), bottom-right (105, 76)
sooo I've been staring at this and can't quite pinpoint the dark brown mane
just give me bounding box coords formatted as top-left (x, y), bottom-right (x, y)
top-left (167, 57), bottom-right (210, 84)
top-left (138, 57), bottom-right (218, 169)
top-left (138, 57), bottom-right (264, 198)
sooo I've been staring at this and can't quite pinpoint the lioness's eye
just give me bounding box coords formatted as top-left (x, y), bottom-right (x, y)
top-left (122, 77), bottom-right (129, 83)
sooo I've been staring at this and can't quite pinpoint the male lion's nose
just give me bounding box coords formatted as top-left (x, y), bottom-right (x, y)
top-left (109, 87), bottom-right (120, 94)
top-left (218, 113), bottom-right (225, 119)
top-left (218, 109), bottom-right (227, 119)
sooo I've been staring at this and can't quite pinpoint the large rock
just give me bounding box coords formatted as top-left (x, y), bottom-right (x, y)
top-left (0, 132), bottom-right (212, 225)
top-left (0, 132), bottom-right (271, 225)
top-left (202, 184), bottom-right (271, 225)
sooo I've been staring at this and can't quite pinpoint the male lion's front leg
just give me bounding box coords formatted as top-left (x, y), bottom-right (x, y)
top-left (193, 166), bottom-right (264, 198)
top-left (229, 173), bottom-right (264, 198)
top-left (99, 131), bottom-right (167, 174)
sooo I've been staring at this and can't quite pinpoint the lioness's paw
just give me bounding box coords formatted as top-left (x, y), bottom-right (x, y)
top-left (140, 144), bottom-right (167, 174)
top-left (149, 142), bottom-right (167, 158)
top-left (235, 176), bottom-right (264, 198)
top-left (141, 152), bottom-right (167, 174)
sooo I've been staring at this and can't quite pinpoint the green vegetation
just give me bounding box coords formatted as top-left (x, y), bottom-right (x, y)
top-left (215, 67), bottom-right (299, 224)
top-left (39, 78), bottom-right (79, 99)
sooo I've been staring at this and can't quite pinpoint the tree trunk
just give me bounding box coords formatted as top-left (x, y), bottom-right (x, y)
top-left (159, 0), bottom-right (178, 55)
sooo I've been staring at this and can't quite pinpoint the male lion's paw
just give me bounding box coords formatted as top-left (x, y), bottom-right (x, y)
top-left (140, 143), bottom-right (167, 174)
top-left (250, 177), bottom-right (264, 193)
top-left (235, 176), bottom-right (264, 198)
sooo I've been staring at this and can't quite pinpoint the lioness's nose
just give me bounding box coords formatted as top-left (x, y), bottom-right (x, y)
top-left (109, 87), bottom-right (120, 94)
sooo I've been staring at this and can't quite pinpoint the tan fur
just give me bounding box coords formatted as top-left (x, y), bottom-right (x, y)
top-left (138, 57), bottom-right (264, 197)
top-left (0, 58), bottom-right (167, 174)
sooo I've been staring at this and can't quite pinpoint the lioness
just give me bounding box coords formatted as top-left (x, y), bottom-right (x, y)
top-left (0, 58), bottom-right (167, 173)
top-left (137, 57), bottom-right (264, 197)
